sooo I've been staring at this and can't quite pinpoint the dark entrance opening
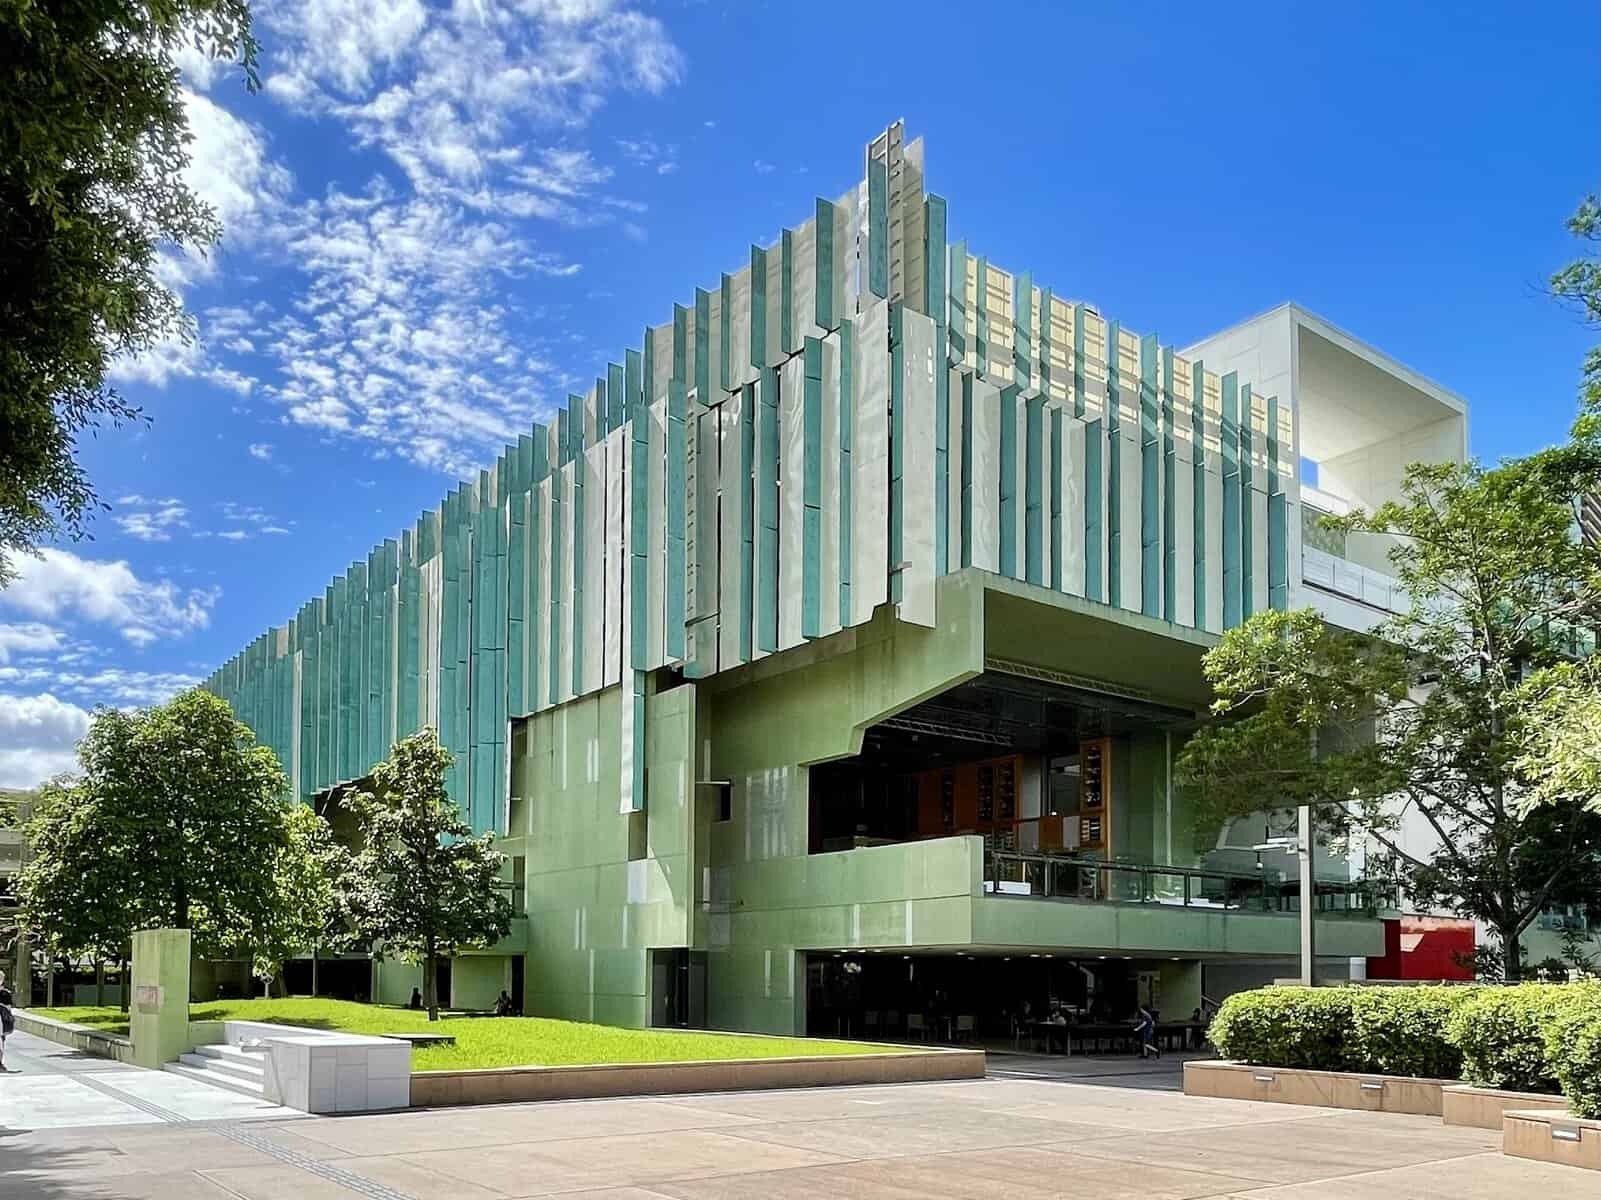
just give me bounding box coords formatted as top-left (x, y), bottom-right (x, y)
top-left (511, 955), bottom-right (526, 1013)
top-left (435, 957), bottom-right (452, 1009)
top-left (808, 671), bottom-right (1190, 855)
top-left (805, 950), bottom-right (1151, 1043)
top-left (651, 949), bottom-right (707, 1028)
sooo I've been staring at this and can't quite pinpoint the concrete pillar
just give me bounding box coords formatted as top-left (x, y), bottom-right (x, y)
top-left (130, 928), bottom-right (191, 1068)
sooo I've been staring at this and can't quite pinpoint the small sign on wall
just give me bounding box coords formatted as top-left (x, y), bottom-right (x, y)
top-left (134, 985), bottom-right (161, 1012)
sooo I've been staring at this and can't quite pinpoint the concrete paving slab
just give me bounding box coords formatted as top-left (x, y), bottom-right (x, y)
top-left (1218, 1149), bottom-right (1599, 1199)
top-left (1064, 1111), bottom-right (1498, 1186)
top-left (193, 1163), bottom-right (370, 1199)
top-left (400, 1128), bottom-right (847, 1196)
top-left (0, 1029), bottom-right (298, 1132)
top-left (0, 1073), bottom-right (1590, 1198)
top-left (650, 1144), bottom-right (1259, 1200)
top-left (716, 1107), bottom-right (1119, 1159)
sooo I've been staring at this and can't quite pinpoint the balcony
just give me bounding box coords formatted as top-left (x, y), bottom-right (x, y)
top-left (984, 849), bottom-right (1393, 918)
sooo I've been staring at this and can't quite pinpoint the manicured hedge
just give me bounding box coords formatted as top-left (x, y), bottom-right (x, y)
top-left (1208, 985), bottom-right (1476, 1078)
top-left (1348, 986), bottom-right (1475, 1080)
top-left (1444, 984), bottom-right (1571, 1092)
top-left (1543, 981), bottom-right (1601, 1119)
top-left (1210, 981), bottom-right (1600, 1115)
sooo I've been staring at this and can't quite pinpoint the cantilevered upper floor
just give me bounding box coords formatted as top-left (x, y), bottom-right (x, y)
top-left (1186, 304), bottom-right (1470, 631)
top-left (203, 123), bottom-right (1466, 835)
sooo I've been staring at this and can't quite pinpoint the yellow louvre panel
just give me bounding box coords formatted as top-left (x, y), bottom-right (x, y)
top-left (985, 268), bottom-right (1012, 320)
top-left (1171, 355), bottom-right (1193, 405)
top-left (1116, 330), bottom-right (1141, 426)
top-left (1249, 390), bottom-right (1271, 474)
top-left (960, 264), bottom-right (973, 369)
top-left (1051, 296), bottom-right (1073, 347)
top-left (1083, 311), bottom-right (1107, 374)
top-left (1277, 403), bottom-right (1295, 475)
top-left (1082, 312), bottom-right (1107, 420)
top-left (1202, 370), bottom-right (1222, 457)
top-left (1048, 340), bottom-right (1072, 401)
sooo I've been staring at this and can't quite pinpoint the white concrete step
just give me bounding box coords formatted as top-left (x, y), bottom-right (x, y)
top-left (163, 1060), bottom-right (267, 1100)
top-left (189, 1044), bottom-right (267, 1080)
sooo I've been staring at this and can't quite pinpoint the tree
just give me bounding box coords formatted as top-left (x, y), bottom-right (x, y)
top-left (1515, 659), bottom-right (1601, 815)
top-left (1514, 196), bottom-right (1601, 813)
top-left (346, 729), bottom-right (512, 1020)
top-left (25, 689), bottom-right (301, 962)
top-left (250, 804), bottom-right (353, 996)
top-left (1177, 453), bottom-right (1601, 980)
top-left (18, 779), bottom-right (142, 1007)
top-left (0, 0), bottom-right (256, 582)
top-left (1552, 196), bottom-right (1600, 426)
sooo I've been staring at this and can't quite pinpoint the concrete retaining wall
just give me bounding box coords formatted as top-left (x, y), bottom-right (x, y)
top-left (13, 1009), bottom-right (137, 1065)
top-left (1183, 1059), bottom-right (1450, 1115)
top-left (1503, 1108), bottom-right (1600, 1172)
top-left (411, 1048), bottom-right (985, 1107)
top-left (1441, 1084), bottom-right (1568, 1129)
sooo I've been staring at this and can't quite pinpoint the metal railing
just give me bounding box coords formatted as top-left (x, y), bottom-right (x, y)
top-left (984, 850), bottom-right (1393, 916)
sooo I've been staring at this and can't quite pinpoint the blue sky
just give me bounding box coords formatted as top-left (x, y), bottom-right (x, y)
top-left (2, 0), bottom-right (1596, 785)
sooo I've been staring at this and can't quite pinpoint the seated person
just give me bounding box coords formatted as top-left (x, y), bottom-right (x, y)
top-left (494, 990), bottom-right (515, 1016)
top-left (408, 987), bottom-right (423, 1011)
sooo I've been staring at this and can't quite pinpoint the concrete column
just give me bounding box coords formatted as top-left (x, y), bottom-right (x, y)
top-left (130, 928), bottom-right (192, 1068)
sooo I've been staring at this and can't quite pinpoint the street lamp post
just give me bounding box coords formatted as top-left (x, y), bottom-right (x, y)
top-left (1298, 804), bottom-right (1316, 986)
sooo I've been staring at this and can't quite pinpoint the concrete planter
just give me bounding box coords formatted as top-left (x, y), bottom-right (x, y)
top-left (1183, 1059), bottom-right (1450, 1115)
top-left (1503, 1108), bottom-right (1600, 1172)
top-left (1441, 1084), bottom-right (1568, 1129)
top-left (13, 1009), bottom-right (137, 1065)
top-left (410, 1047), bottom-right (985, 1108)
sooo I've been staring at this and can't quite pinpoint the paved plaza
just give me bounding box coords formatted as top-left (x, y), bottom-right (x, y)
top-left (2, 1039), bottom-right (1593, 1200)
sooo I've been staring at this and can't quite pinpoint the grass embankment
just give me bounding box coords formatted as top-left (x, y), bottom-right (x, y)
top-left (34, 998), bottom-right (891, 1071)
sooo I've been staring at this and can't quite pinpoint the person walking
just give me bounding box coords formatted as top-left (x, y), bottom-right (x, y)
top-left (1134, 1003), bottom-right (1160, 1059)
top-left (0, 979), bottom-right (15, 1073)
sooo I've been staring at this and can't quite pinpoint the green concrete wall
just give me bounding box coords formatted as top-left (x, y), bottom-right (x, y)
top-left (970, 896), bottom-right (1384, 960)
top-left (1157, 960), bottom-right (1202, 1018)
top-left (373, 959), bottom-right (421, 1007)
top-left (452, 956), bottom-right (510, 1011)
top-left (697, 575), bottom-right (984, 1033)
top-left (518, 680), bottom-right (697, 1027)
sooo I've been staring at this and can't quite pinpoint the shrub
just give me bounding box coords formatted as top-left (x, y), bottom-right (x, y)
top-left (1347, 986), bottom-right (1476, 1079)
top-left (1544, 981), bottom-right (1601, 1119)
top-left (1209, 986), bottom-right (1355, 1070)
top-left (1444, 984), bottom-right (1571, 1093)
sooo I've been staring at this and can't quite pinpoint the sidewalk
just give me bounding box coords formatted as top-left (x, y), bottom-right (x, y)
top-left (0, 1028), bottom-right (299, 1131)
top-left (1, 1066), bottom-right (1593, 1198)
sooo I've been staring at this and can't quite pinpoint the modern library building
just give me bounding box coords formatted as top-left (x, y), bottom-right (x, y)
top-left (205, 121), bottom-right (1472, 1036)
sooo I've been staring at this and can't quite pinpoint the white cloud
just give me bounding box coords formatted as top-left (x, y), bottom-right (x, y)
top-left (0, 623), bottom-right (66, 664)
top-left (0, 692), bottom-right (91, 788)
top-left (753, 159), bottom-right (775, 174)
top-left (248, 442), bottom-right (274, 460)
top-left (114, 498), bottom-right (190, 542)
top-left (0, 667), bottom-right (199, 706)
top-left (2, 549), bottom-right (219, 645)
top-left (126, 0), bottom-right (686, 471)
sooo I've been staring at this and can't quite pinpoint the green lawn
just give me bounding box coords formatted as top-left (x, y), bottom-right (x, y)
top-left (33, 998), bottom-right (893, 1071)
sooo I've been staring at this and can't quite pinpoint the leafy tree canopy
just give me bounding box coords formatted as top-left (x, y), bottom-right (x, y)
top-left (0, 0), bottom-right (256, 581)
top-left (20, 689), bottom-right (304, 961)
top-left (1177, 450), bottom-right (1601, 979)
top-left (250, 802), bottom-right (353, 989)
top-left (17, 779), bottom-right (134, 966)
top-left (346, 728), bottom-right (512, 1020)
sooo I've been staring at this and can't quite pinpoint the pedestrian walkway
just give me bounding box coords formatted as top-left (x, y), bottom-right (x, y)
top-left (0, 1028), bottom-right (299, 1132)
top-left (1, 1069), bottom-right (1592, 1198)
